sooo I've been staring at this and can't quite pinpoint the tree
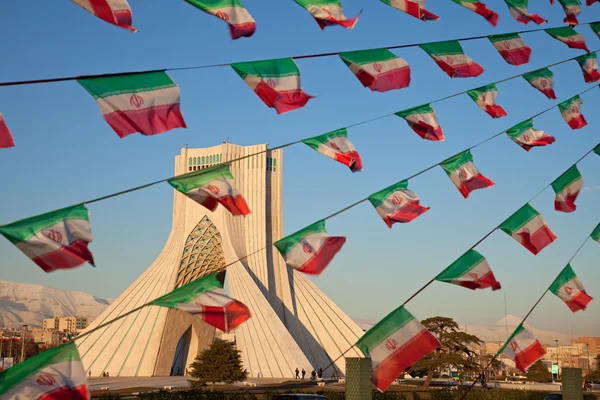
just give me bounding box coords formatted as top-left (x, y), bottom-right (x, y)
top-left (585, 356), bottom-right (600, 383)
top-left (189, 339), bottom-right (247, 389)
top-left (526, 360), bottom-right (551, 383)
top-left (409, 316), bottom-right (483, 389)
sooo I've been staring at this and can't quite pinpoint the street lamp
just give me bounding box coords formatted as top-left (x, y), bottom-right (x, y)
top-left (555, 340), bottom-right (559, 380)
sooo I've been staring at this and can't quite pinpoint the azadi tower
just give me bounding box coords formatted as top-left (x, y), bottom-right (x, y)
top-left (77, 143), bottom-right (364, 378)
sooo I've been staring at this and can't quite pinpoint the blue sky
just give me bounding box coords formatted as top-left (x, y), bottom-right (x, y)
top-left (1, 1), bottom-right (599, 337)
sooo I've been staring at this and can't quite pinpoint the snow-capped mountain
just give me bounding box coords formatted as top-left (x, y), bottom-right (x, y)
top-left (0, 280), bottom-right (112, 329)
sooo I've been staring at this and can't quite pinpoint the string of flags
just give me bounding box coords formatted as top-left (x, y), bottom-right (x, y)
top-left (66, 0), bottom-right (597, 37)
top-left (1, 31), bottom-right (598, 149)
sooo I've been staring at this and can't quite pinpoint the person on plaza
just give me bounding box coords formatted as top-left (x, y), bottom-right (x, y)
top-left (301, 368), bottom-right (306, 380)
top-left (318, 368), bottom-right (323, 378)
top-left (311, 370), bottom-right (316, 381)
top-left (295, 368), bottom-right (300, 379)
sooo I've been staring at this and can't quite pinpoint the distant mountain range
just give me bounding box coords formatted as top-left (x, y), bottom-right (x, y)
top-left (0, 280), bottom-right (112, 329)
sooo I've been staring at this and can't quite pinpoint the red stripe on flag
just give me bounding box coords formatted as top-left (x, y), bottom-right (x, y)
top-left (565, 290), bottom-right (593, 312)
top-left (315, 12), bottom-right (360, 30)
top-left (484, 104), bottom-right (507, 119)
top-left (32, 240), bottom-right (95, 273)
top-left (555, 191), bottom-right (581, 213)
top-left (0, 116), bottom-right (15, 149)
top-left (368, 67), bottom-right (411, 93)
top-left (218, 194), bottom-right (251, 216)
top-left (88, 0), bottom-right (118, 25)
top-left (38, 384), bottom-right (89, 400)
top-left (458, 270), bottom-right (502, 291)
top-left (433, 60), bottom-right (484, 78)
top-left (407, 121), bottom-right (445, 142)
top-left (458, 174), bottom-right (495, 198)
top-left (473, 3), bottom-right (499, 26)
top-left (514, 340), bottom-right (545, 373)
top-left (229, 22), bottom-right (256, 39)
top-left (333, 150), bottom-right (363, 172)
top-left (253, 83), bottom-right (313, 114)
top-left (566, 115), bottom-right (587, 129)
top-left (103, 104), bottom-right (187, 138)
top-left (582, 69), bottom-right (600, 83)
top-left (563, 39), bottom-right (589, 51)
top-left (518, 135), bottom-right (556, 152)
top-left (201, 305), bottom-right (228, 331)
top-left (403, 1), bottom-right (440, 21)
top-left (498, 47), bottom-right (532, 66)
top-left (564, 14), bottom-right (579, 25)
top-left (385, 202), bottom-right (430, 228)
top-left (516, 224), bottom-right (557, 255)
top-left (225, 300), bottom-right (251, 332)
top-left (298, 236), bottom-right (346, 275)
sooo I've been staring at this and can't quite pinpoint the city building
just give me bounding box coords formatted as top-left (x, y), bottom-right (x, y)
top-left (77, 143), bottom-right (364, 377)
top-left (30, 329), bottom-right (64, 347)
top-left (43, 317), bottom-right (88, 333)
top-left (543, 337), bottom-right (600, 375)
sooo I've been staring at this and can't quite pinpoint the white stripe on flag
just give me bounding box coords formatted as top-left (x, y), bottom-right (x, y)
top-left (306, 4), bottom-right (346, 20)
top-left (555, 179), bottom-right (583, 203)
top-left (449, 161), bottom-right (479, 188)
top-left (556, 277), bottom-right (585, 302)
top-left (98, 86), bottom-right (180, 114)
top-left (15, 219), bottom-right (92, 259)
top-left (209, 6), bottom-right (254, 24)
top-left (375, 190), bottom-right (420, 216)
top-left (284, 231), bottom-right (329, 269)
top-left (348, 58), bottom-right (408, 77)
top-left (369, 318), bottom-right (425, 369)
top-left (242, 74), bottom-right (300, 92)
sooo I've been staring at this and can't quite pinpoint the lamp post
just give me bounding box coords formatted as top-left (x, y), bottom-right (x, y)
top-left (20, 325), bottom-right (27, 364)
top-left (586, 344), bottom-right (590, 374)
top-left (555, 340), bottom-right (559, 380)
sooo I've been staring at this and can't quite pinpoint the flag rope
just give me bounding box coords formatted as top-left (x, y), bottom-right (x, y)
top-left (0, 22), bottom-right (597, 88)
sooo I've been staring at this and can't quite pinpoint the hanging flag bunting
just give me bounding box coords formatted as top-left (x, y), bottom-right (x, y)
top-left (231, 58), bottom-right (313, 114)
top-left (592, 223), bottom-right (600, 242)
top-left (274, 220), bottom-right (346, 275)
top-left (488, 33), bottom-right (532, 66)
top-left (551, 165), bottom-right (583, 213)
top-left (523, 68), bottom-right (556, 99)
top-left (545, 27), bottom-right (589, 51)
top-left (588, 0), bottom-right (599, 4)
top-left (497, 324), bottom-right (546, 373)
top-left (440, 150), bottom-right (494, 198)
top-left (293, 0), bottom-right (360, 29)
top-left (368, 180), bottom-right (430, 228)
top-left (504, 0), bottom-right (546, 24)
top-left (556, 0), bottom-right (582, 25)
top-left (71, 0), bottom-right (136, 32)
top-left (356, 306), bottom-right (440, 393)
top-left (558, 95), bottom-right (587, 129)
top-left (506, 119), bottom-right (555, 152)
top-left (339, 49), bottom-right (411, 93)
top-left (168, 164), bottom-right (250, 216)
top-left (419, 41), bottom-right (484, 78)
top-left (499, 203), bottom-right (557, 255)
top-left (184, 0), bottom-right (256, 39)
top-left (302, 128), bottom-right (363, 172)
top-left (450, 0), bottom-right (499, 26)
top-left (575, 53), bottom-right (600, 82)
top-left (78, 71), bottom-right (186, 138)
top-left (151, 273), bottom-right (251, 332)
top-left (380, 0), bottom-right (439, 21)
top-left (395, 104), bottom-right (444, 141)
top-left (596, 144), bottom-right (600, 156)
top-left (0, 204), bottom-right (95, 273)
top-left (549, 264), bottom-right (593, 312)
top-left (435, 250), bottom-right (501, 291)
top-left (0, 341), bottom-right (89, 399)
top-left (466, 84), bottom-right (507, 119)
top-left (591, 22), bottom-right (600, 39)
top-left (0, 113), bottom-right (15, 149)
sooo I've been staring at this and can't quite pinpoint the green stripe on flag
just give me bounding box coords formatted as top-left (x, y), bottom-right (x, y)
top-left (339, 49), bottom-right (397, 65)
top-left (78, 71), bottom-right (175, 99)
top-left (355, 305), bottom-right (415, 356)
top-left (488, 32), bottom-right (521, 43)
top-left (302, 128), bottom-right (348, 150)
top-left (151, 273), bottom-right (221, 308)
top-left (591, 223), bottom-right (600, 242)
top-left (440, 150), bottom-right (473, 174)
top-left (551, 165), bottom-right (581, 194)
top-left (497, 323), bottom-right (525, 356)
top-left (549, 264), bottom-right (577, 295)
top-left (558, 96), bottom-right (581, 113)
top-left (184, 0), bottom-right (245, 10)
top-left (506, 119), bottom-right (533, 139)
top-left (505, 0), bottom-right (530, 8)
top-left (0, 204), bottom-right (89, 244)
top-left (231, 58), bottom-right (299, 80)
top-left (499, 203), bottom-right (539, 234)
top-left (295, 0), bottom-right (342, 7)
top-left (368, 180), bottom-right (409, 208)
top-left (168, 164), bottom-right (233, 194)
top-left (435, 250), bottom-right (485, 281)
top-left (0, 342), bottom-right (80, 395)
top-left (575, 53), bottom-right (596, 67)
top-left (395, 103), bottom-right (434, 119)
top-left (419, 40), bottom-right (464, 56)
top-left (591, 23), bottom-right (600, 37)
top-left (274, 220), bottom-right (327, 256)
top-left (467, 84), bottom-right (497, 103)
top-left (545, 26), bottom-right (578, 40)
top-left (594, 144), bottom-right (600, 156)
top-left (523, 68), bottom-right (552, 82)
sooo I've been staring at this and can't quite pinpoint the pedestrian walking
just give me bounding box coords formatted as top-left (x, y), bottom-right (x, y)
top-left (318, 368), bottom-right (323, 378)
top-left (295, 368), bottom-right (300, 379)
top-left (311, 370), bottom-right (316, 381)
top-left (301, 368), bottom-right (306, 380)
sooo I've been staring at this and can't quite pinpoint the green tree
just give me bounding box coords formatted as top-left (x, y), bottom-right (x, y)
top-left (409, 316), bottom-right (483, 389)
top-left (526, 360), bottom-right (551, 382)
top-left (585, 356), bottom-right (600, 383)
top-left (189, 339), bottom-right (247, 389)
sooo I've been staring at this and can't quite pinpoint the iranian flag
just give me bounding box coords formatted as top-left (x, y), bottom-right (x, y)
top-left (497, 324), bottom-right (545, 373)
top-left (592, 223), bottom-right (600, 242)
top-left (591, 22), bottom-right (600, 39)
top-left (556, 0), bottom-right (582, 25)
top-left (356, 306), bottom-right (440, 392)
top-left (588, 0), bottom-right (599, 4)
top-left (168, 164), bottom-right (250, 216)
top-left (151, 273), bottom-right (251, 332)
top-left (549, 264), bottom-right (593, 312)
top-left (596, 144), bottom-right (600, 157)
top-left (551, 165), bottom-right (583, 213)
top-left (72, 0), bottom-right (136, 31)
top-left (435, 250), bottom-right (501, 291)
top-left (488, 33), bottom-right (532, 66)
top-left (339, 49), bottom-right (411, 93)
top-left (0, 113), bottom-right (15, 149)
top-left (231, 58), bottom-right (313, 114)
top-left (368, 180), bottom-right (430, 228)
top-left (395, 104), bottom-right (444, 141)
top-left (380, 0), bottom-right (439, 21)
top-left (78, 71), bottom-right (186, 138)
top-left (0, 204), bottom-right (95, 273)
top-left (504, 0), bottom-right (546, 24)
top-left (293, 0), bottom-right (360, 29)
top-left (558, 95), bottom-right (587, 129)
top-left (506, 119), bottom-right (555, 152)
top-left (523, 68), bottom-right (556, 99)
top-left (499, 203), bottom-right (557, 255)
top-left (0, 342), bottom-right (88, 400)
top-left (302, 128), bottom-right (363, 172)
top-left (440, 150), bottom-right (495, 198)
top-left (419, 41), bottom-right (484, 78)
top-left (274, 220), bottom-right (346, 275)
top-left (184, 0), bottom-right (256, 39)
top-left (450, 0), bottom-right (499, 26)
top-left (575, 53), bottom-right (600, 82)
top-left (545, 27), bottom-right (589, 51)
top-left (467, 84), bottom-right (507, 119)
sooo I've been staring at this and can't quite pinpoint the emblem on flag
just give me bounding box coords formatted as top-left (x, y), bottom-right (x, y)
top-left (385, 338), bottom-right (398, 351)
top-left (303, 241), bottom-right (314, 254)
top-left (129, 93), bottom-right (144, 108)
top-left (207, 184), bottom-right (220, 195)
top-left (36, 374), bottom-right (56, 387)
top-left (46, 230), bottom-right (63, 243)
top-left (215, 10), bottom-right (229, 21)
